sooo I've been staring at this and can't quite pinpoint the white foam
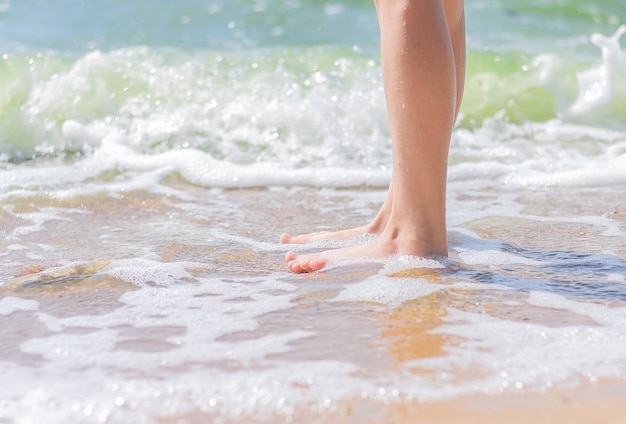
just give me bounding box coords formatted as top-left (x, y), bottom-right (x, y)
top-left (97, 137), bottom-right (390, 189)
top-left (21, 269), bottom-right (301, 368)
top-left (380, 255), bottom-right (447, 273)
top-left (404, 304), bottom-right (626, 396)
top-left (1, 27), bottom-right (625, 197)
top-left (209, 229), bottom-right (287, 252)
top-left (449, 119), bottom-right (626, 189)
top-left (527, 291), bottom-right (626, 327)
top-left (0, 358), bottom-right (368, 424)
top-left (4, 46), bottom-right (391, 181)
top-left (454, 247), bottom-right (543, 266)
top-left (5, 270), bottom-right (350, 423)
top-left (61, 120), bottom-right (101, 147)
top-left (315, 253), bottom-right (447, 276)
top-left (7, 244), bottom-right (28, 251)
top-left (2, 71), bottom-right (625, 199)
top-left (4, 257), bottom-right (626, 423)
top-left (332, 274), bottom-right (444, 308)
top-left (608, 273), bottom-right (626, 283)
top-left (565, 26), bottom-right (626, 118)
top-left (516, 153), bottom-right (626, 187)
top-left (106, 258), bottom-right (201, 287)
top-left (448, 281), bottom-right (513, 292)
top-left (0, 296), bottom-right (39, 315)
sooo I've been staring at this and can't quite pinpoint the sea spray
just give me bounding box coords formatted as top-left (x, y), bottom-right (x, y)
top-left (563, 25), bottom-right (626, 120)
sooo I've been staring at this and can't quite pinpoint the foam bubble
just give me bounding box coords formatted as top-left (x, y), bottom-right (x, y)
top-left (4, 255), bottom-right (626, 423)
top-left (565, 26), bottom-right (626, 119)
top-left (106, 258), bottom-right (200, 287)
top-left (7, 208), bottom-right (80, 237)
top-left (2, 46), bottom-right (390, 170)
top-left (448, 281), bottom-right (513, 292)
top-left (527, 291), bottom-right (626, 327)
top-left (2, 38), bottom-right (626, 197)
top-left (449, 119), bottom-right (626, 189)
top-left (405, 303), bottom-right (626, 396)
top-left (7, 244), bottom-right (28, 251)
top-left (20, 269), bottom-right (302, 371)
top-left (97, 138), bottom-right (390, 189)
top-left (454, 247), bottom-right (543, 266)
top-left (5, 270), bottom-right (354, 423)
top-left (608, 273), bottom-right (626, 283)
top-left (61, 120), bottom-right (100, 147)
top-left (332, 274), bottom-right (444, 308)
top-left (380, 255), bottom-right (447, 273)
top-left (0, 296), bottom-right (39, 315)
top-left (0, 357), bottom-right (368, 423)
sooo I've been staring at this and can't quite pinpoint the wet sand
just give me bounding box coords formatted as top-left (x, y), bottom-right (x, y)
top-left (319, 382), bottom-right (626, 424)
top-left (1, 184), bottom-right (626, 423)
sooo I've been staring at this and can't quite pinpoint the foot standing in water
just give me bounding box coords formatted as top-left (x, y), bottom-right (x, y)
top-left (282, 0), bottom-right (466, 273)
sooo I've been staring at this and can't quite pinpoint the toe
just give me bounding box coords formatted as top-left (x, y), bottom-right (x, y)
top-left (309, 258), bottom-right (328, 271)
top-left (287, 256), bottom-right (328, 273)
top-left (280, 233), bottom-right (292, 244)
top-left (299, 260), bottom-right (315, 273)
top-left (285, 251), bottom-right (297, 262)
top-left (285, 234), bottom-right (307, 244)
top-left (289, 259), bottom-right (305, 273)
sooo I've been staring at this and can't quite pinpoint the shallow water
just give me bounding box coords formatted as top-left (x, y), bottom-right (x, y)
top-left (2, 184), bottom-right (626, 422)
top-left (1, 0), bottom-right (626, 422)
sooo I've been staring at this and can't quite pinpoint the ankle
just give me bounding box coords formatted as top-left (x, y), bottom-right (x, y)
top-left (380, 220), bottom-right (448, 257)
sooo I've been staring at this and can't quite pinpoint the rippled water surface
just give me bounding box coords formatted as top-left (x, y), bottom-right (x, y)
top-left (1, 0), bottom-right (626, 422)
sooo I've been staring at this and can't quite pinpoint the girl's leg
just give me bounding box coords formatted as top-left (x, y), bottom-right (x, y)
top-left (280, 0), bottom-right (465, 248)
top-left (285, 0), bottom-right (465, 273)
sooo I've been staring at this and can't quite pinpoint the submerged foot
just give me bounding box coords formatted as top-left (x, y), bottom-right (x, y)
top-left (285, 250), bottom-right (329, 273)
top-left (281, 201), bottom-right (390, 245)
top-left (280, 225), bottom-right (373, 245)
top-left (285, 229), bottom-right (447, 273)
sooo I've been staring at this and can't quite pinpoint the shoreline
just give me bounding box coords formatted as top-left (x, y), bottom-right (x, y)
top-left (285, 379), bottom-right (626, 424)
top-left (163, 379), bottom-right (626, 423)
top-left (342, 380), bottom-right (626, 424)
top-left (2, 186), bottom-right (625, 424)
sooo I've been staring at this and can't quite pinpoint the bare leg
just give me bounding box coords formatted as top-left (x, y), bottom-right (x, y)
top-left (444, 0), bottom-right (466, 117)
top-left (286, 0), bottom-right (465, 273)
top-left (281, 0), bottom-right (465, 248)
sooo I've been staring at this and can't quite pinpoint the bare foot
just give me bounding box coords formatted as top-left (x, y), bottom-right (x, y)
top-left (280, 224), bottom-right (372, 245)
top-left (285, 224), bottom-right (447, 273)
top-left (284, 250), bottom-right (329, 273)
top-left (280, 196), bottom-right (391, 245)
top-left (283, 0), bottom-right (464, 273)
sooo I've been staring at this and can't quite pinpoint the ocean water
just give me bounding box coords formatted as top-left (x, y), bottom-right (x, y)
top-left (1, 0), bottom-right (626, 422)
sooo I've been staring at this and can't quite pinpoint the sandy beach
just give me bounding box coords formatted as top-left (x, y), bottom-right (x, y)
top-left (3, 185), bottom-right (625, 423)
top-left (2, 1), bottom-right (626, 422)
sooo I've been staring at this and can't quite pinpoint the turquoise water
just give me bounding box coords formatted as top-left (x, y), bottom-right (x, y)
top-left (1, 0), bottom-right (625, 164)
top-left (1, 1), bottom-right (626, 423)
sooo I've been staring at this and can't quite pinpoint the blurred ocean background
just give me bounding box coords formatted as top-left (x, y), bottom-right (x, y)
top-left (1, 0), bottom-right (626, 422)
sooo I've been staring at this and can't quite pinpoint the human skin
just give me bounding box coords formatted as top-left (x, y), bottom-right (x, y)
top-left (283, 0), bottom-right (466, 273)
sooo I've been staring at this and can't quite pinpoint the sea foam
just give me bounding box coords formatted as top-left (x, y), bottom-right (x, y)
top-left (0, 296), bottom-right (38, 315)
